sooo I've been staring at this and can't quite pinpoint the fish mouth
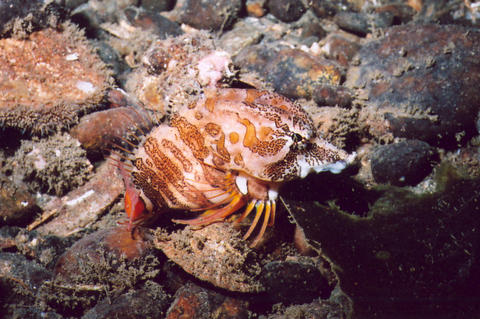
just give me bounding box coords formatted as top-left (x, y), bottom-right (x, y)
top-left (299, 152), bottom-right (356, 178)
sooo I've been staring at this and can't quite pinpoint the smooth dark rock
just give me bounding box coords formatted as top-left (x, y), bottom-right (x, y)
top-left (370, 140), bottom-right (436, 186)
top-left (260, 260), bottom-right (330, 305)
top-left (178, 0), bottom-right (242, 30)
top-left (267, 0), bottom-right (306, 22)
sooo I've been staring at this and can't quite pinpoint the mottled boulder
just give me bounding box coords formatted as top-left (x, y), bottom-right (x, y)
top-left (346, 24), bottom-right (480, 148)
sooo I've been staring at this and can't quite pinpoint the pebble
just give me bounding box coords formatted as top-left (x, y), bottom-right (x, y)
top-left (166, 282), bottom-right (249, 319)
top-left (235, 47), bottom-right (342, 100)
top-left (266, 48), bottom-right (342, 99)
top-left (123, 6), bottom-right (182, 38)
top-left (218, 19), bottom-right (264, 56)
top-left (246, 0), bottom-right (266, 17)
top-left (64, 0), bottom-right (88, 10)
top-left (267, 0), bottom-right (306, 23)
top-left (334, 11), bottom-right (394, 36)
top-left (177, 0), bottom-right (243, 30)
top-left (320, 33), bottom-right (361, 68)
top-left (70, 0), bottom-right (138, 38)
top-left (90, 41), bottom-right (130, 80)
top-left (69, 105), bottom-right (152, 156)
top-left (346, 24), bottom-right (480, 148)
top-left (0, 174), bottom-right (39, 226)
top-left (299, 20), bottom-right (327, 43)
top-left (34, 160), bottom-right (123, 237)
top-left (140, 0), bottom-right (175, 12)
top-left (234, 43), bottom-right (280, 74)
top-left (370, 140), bottom-right (437, 186)
top-left (260, 259), bottom-right (330, 305)
top-left (310, 0), bottom-right (341, 18)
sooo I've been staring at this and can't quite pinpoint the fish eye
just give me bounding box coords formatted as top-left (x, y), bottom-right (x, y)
top-left (290, 133), bottom-right (307, 151)
top-left (292, 133), bottom-right (303, 143)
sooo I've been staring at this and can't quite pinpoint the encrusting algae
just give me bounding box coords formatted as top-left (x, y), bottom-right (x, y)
top-left (0, 22), bottom-right (112, 135)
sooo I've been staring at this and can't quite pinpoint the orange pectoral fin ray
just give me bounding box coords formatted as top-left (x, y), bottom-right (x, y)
top-left (243, 201), bottom-right (264, 240)
top-left (173, 194), bottom-right (246, 226)
top-left (235, 199), bottom-right (257, 224)
top-left (268, 201), bottom-right (276, 227)
top-left (251, 201), bottom-right (271, 247)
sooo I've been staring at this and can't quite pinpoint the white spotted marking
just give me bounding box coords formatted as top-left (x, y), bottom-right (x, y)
top-left (235, 175), bottom-right (248, 195)
top-left (65, 53), bottom-right (79, 61)
top-left (268, 188), bottom-right (278, 201)
top-left (76, 81), bottom-right (96, 94)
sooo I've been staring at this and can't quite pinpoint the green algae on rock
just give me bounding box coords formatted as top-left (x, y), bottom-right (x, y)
top-left (286, 168), bottom-right (480, 318)
top-left (0, 23), bottom-right (113, 135)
